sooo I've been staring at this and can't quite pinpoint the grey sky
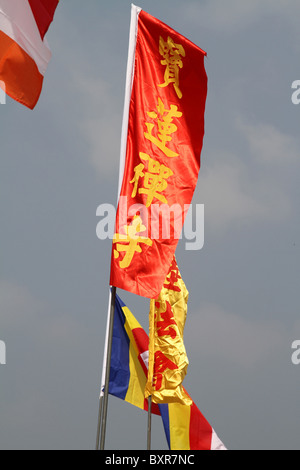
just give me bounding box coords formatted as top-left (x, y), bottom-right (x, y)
top-left (0, 0), bottom-right (300, 450)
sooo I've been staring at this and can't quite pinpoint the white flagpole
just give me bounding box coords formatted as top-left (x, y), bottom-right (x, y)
top-left (96, 4), bottom-right (142, 451)
top-left (99, 286), bottom-right (117, 450)
top-left (147, 396), bottom-right (152, 450)
top-left (95, 288), bottom-right (112, 450)
top-left (117, 4), bottom-right (142, 200)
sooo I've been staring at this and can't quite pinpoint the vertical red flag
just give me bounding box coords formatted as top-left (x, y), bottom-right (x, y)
top-left (110, 5), bottom-right (207, 298)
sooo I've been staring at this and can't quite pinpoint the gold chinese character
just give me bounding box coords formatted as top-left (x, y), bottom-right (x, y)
top-left (144, 97), bottom-right (182, 158)
top-left (130, 163), bottom-right (145, 199)
top-left (130, 152), bottom-right (173, 207)
top-left (113, 216), bottom-right (153, 269)
top-left (159, 36), bottom-right (186, 99)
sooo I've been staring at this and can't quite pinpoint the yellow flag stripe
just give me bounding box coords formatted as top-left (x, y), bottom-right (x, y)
top-left (125, 341), bottom-right (146, 410)
top-left (168, 402), bottom-right (191, 450)
top-left (122, 305), bottom-right (147, 410)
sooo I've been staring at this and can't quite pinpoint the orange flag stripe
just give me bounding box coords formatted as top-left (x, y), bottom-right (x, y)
top-left (0, 30), bottom-right (43, 109)
top-left (0, 0), bottom-right (58, 109)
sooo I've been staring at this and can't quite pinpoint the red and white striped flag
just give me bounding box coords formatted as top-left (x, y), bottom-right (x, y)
top-left (0, 0), bottom-right (59, 109)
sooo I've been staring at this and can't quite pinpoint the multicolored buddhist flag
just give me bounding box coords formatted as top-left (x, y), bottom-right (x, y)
top-left (159, 399), bottom-right (226, 451)
top-left (108, 293), bottom-right (226, 451)
top-left (145, 256), bottom-right (191, 405)
top-left (108, 293), bottom-right (160, 416)
top-left (110, 5), bottom-right (207, 298)
top-left (0, 0), bottom-right (59, 109)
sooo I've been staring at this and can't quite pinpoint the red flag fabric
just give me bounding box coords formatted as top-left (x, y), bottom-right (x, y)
top-left (110, 6), bottom-right (207, 298)
top-left (0, 0), bottom-right (59, 109)
top-left (28, 0), bottom-right (59, 40)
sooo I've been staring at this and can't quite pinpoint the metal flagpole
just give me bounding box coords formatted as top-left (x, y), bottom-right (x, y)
top-left (95, 395), bottom-right (103, 450)
top-left (147, 396), bottom-right (152, 450)
top-left (95, 4), bottom-right (141, 451)
top-left (95, 288), bottom-right (112, 449)
top-left (98, 286), bottom-right (117, 450)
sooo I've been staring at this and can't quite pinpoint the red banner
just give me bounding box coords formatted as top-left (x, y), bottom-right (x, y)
top-left (110, 7), bottom-right (207, 298)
